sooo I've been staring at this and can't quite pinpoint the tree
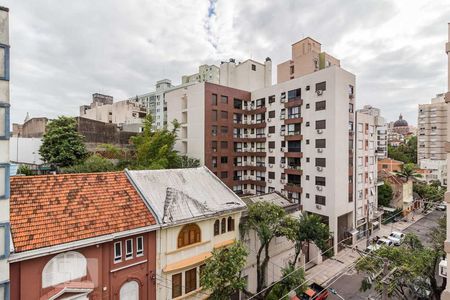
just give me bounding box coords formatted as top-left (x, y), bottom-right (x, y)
top-left (39, 116), bottom-right (88, 167)
top-left (388, 136), bottom-right (417, 164)
top-left (173, 155), bottom-right (201, 168)
top-left (378, 182), bottom-right (393, 207)
top-left (17, 164), bottom-right (33, 176)
top-left (241, 202), bottom-right (292, 298)
top-left (266, 265), bottom-right (306, 300)
top-left (394, 163), bottom-right (422, 182)
top-left (62, 154), bottom-right (117, 173)
top-left (285, 214), bottom-right (331, 268)
top-left (356, 233), bottom-right (443, 299)
top-left (95, 143), bottom-right (124, 159)
top-left (201, 242), bottom-right (248, 300)
top-left (413, 182), bottom-right (445, 207)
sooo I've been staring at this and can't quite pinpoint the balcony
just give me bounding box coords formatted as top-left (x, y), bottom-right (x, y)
top-left (284, 131), bottom-right (303, 141)
top-left (285, 165), bottom-right (302, 175)
top-left (284, 115), bottom-right (303, 125)
top-left (284, 98), bottom-right (303, 108)
top-left (233, 149), bottom-right (266, 157)
top-left (285, 182), bottom-right (302, 193)
top-left (233, 177), bottom-right (267, 187)
top-left (233, 134), bottom-right (266, 143)
top-left (284, 151), bottom-right (303, 158)
top-left (233, 119), bottom-right (266, 129)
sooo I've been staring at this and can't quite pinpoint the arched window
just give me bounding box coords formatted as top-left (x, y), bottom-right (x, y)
top-left (227, 216), bottom-right (235, 232)
top-left (42, 251), bottom-right (87, 288)
top-left (178, 224), bottom-right (201, 248)
top-left (221, 218), bottom-right (226, 234)
top-left (214, 220), bottom-right (220, 236)
top-left (120, 280), bottom-right (139, 300)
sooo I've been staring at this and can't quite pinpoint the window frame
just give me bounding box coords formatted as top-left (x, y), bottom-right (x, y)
top-left (185, 267), bottom-right (197, 294)
top-left (125, 239), bottom-right (133, 260)
top-left (0, 222), bottom-right (10, 260)
top-left (172, 273), bottom-right (182, 298)
top-left (114, 241), bottom-right (122, 263)
top-left (0, 102), bottom-right (10, 140)
top-left (177, 224), bottom-right (202, 248)
top-left (136, 236), bottom-right (144, 257)
top-left (214, 220), bottom-right (220, 236)
top-left (0, 43), bottom-right (10, 81)
top-left (0, 163), bottom-right (10, 200)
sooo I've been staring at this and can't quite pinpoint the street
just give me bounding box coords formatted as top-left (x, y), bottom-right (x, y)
top-left (327, 209), bottom-right (445, 299)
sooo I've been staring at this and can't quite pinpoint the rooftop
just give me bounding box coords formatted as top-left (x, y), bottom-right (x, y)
top-left (10, 172), bottom-right (156, 253)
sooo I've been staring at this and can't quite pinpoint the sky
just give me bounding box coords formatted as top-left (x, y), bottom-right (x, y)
top-left (4, 0), bottom-right (450, 125)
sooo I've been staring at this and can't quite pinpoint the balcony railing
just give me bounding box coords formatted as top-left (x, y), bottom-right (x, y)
top-left (286, 131), bottom-right (301, 136)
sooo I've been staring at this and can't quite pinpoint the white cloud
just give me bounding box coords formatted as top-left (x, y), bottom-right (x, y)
top-left (4, 0), bottom-right (450, 125)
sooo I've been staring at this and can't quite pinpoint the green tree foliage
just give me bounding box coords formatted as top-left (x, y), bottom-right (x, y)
top-left (200, 242), bottom-right (248, 300)
top-left (95, 143), bottom-right (124, 159)
top-left (394, 163), bottom-right (422, 182)
top-left (413, 182), bottom-right (445, 206)
top-left (17, 164), bottom-right (33, 176)
top-left (173, 155), bottom-right (201, 168)
top-left (62, 154), bottom-right (117, 173)
top-left (266, 265), bottom-right (306, 300)
top-left (39, 116), bottom-right (88, 167)
top-left (356, 232), bottom-right (445, 299)
top-left (284, 214), bottom-right (331, 266)
top-left (378, 182), bottom-right (393, 207)
top-left (387, 136), bottom-right (417, 164)
top-left (241, 202), bottom-right (293, 298)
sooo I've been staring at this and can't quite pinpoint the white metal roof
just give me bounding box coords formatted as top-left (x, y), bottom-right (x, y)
top-left (126, 167), bottom-right (246, 225)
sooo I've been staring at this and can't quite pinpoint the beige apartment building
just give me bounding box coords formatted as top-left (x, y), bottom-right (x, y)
top-left (277, 37), bottom-right (340, 83)
top-left (167, 37), bottom-right (356, 252)
top-left (220, 58), bottom-right (272, 91)
top-left (181, 64), bottom-right (220, 85)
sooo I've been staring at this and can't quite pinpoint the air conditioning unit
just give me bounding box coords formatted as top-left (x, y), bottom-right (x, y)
top-left (280, 131), bottom-right (285, 136)
top-left (316, 166), bottom-right (323, 172)
top-left (213, 148), bottom-right (217, 152)
top-left (269, 149), bottom-right (274, 153)
top-left (281, 98), bottom-right (286, 103)
top-left (268, 179), bottom-right (273, 183)
top-left (267, 119), bottom-right (272, 122)
top-left (267, 134), bottom-right (272, 137)
top-left (316, 204), bottom-right (322, 210)
top-left (281, 147), bottom-right (286, 152)
top-left (316, 186), bottom-right (323, 191)
top-left (280, 115), bottom-right (286, 120)
top-left (251, 120), bottom-right (255, 124)
top-left (250, 147), bottom-right (255, 152)
top-left (317, 148), bottom-right (323, 153)
top-left (280, 163), bottom-right (286, 168)
top-left (269, 164), bottom-right (273, 168)
top-left (280, 179), bottom-right (286, 184)
top-left (317, 90), bottom-right (323, 96)
top-left (244, 134), bottom-right (249, 138)
top-left (317, 129), bottom-right (323, 134)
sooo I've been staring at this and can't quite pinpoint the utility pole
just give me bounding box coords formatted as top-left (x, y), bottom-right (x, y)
top-left (380, 259), bottom-right (397, 300)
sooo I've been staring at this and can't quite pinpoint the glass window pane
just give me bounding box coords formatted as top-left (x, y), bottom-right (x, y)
top-left (0, 226), bottom-right (4, 257)
top-left (0, 107), bottom-right (4, 136)
top-left (0, 167), bottom-right (5, 197)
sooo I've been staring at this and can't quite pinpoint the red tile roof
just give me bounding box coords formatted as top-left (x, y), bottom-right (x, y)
top-left (10, 172), bottom-right (156, 253)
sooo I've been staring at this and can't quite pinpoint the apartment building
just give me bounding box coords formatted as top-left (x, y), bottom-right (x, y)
top-left (80, 93), bottom-right (147, 131)
top-left (0, 6), bottom-right (10, 299)
top-left (277, 37), bottom-right (340, 83)
top-left (220, 58), bottom-right (272, 91)
top-left (357, 105), bottom-right (387, 159)
top-left (181, 64), bottom-right (220, 85)
top-left (354, 109), bottom-right (382, 239)
top-left (168, 37), bottom-right (356, 251)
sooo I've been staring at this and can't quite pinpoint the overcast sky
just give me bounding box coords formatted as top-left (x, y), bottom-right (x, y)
top-left (4, 0), bottom-right (450, 125)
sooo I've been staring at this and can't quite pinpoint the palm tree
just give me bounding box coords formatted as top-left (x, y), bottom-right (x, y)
top-left (394, 163), bottom-right (422, 182)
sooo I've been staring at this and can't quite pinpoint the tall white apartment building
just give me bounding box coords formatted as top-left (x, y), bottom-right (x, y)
top-left (220, 58), bottom-right (272, 91)
top-left (0, 6), bottom-right (10, 299)
top-left (181, 64), bottom-right (220, 85)
top-left (167, 38), bottom-right (356, 252)
top-left (357, 105), bottom-right (387, 160)
top-left (354, 109), bottom-right (382, 240)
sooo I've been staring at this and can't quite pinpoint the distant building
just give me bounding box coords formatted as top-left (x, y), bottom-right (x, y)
top-left (219, 58), bottom-right (272, 91)
top-left (182, 64), bottom-right (220, 85)
top-left (418, 158), bottom-right (447, 186)
top-left (357, 105), bottom-right (387, 159)
top-left (12, 115), bottom-right (48, 138)
top-left (80, 93), bottom-right (146, 131)
top-left (378, 158), bottom-right (403, 173)
top-left (378, 170), bottom-right (414, 212)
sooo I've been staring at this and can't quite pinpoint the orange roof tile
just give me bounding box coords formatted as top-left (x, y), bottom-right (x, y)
top-left (10, 172), bottom-right (156, 253)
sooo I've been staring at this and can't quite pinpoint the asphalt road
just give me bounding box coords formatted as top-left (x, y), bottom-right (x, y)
top-left (327, 209), bottom-right (445, 300)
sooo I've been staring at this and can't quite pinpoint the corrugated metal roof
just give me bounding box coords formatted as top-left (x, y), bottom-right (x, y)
top-left (241, 192), bottom-right (294, 208)
top-left (127, 167), bottom-right (247, 225)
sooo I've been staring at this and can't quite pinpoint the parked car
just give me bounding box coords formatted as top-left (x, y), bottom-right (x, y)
top-left (436, 204), bottom-right (446, 211)
top-left (367, 237), bottom-right (393, 252)
top-left (300, 283), bottom-right (329, 300)
top-left (388, 231), bottom-right (405, 246)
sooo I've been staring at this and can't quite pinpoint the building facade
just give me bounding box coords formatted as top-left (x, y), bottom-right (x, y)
top-left (357, 105), bottom-right (387, 159)
top-left (167, 37), bottom-right (356, 252)
top-left (12, 116), bottom-right (48, 138)
top-left (127, 167), bottom-right (247, 300)
top-left (182, 64), bottom-right (220, 85)
top-left (9, 172), bottom-right (158, 300)
top-left (219, 58), bottom-right (272, 91)
top-left (0, 6), bottom-right (10, 299)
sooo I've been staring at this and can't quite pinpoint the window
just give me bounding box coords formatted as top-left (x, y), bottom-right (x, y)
top-left (315, 158), bottom-right (326, 167)
top-left (288, 88), bottom-right (301, 100)
top-left (114, 241), bottom-right (122, 262)
top-left (315, 176), bottom-right (326, 186)
top-left (214, 220), bottom-right (220, 236)
top-left (221, 218), bottom-right (226, 234)
top-left (268, 141), bottom-right (275, 149)
top-left (172, 273), bottom-right (182, 298)
top-left (315, 81), bottom-right (326, 92)
top-left (306, 193), bottom-right (310, 198)
top-left (268, 110), bottom-right (275, 118)
top-left (178, 224), bottom-right (201, 248)
top-left (251, 64), bottom-right (256, 71)
top-left (220, 171), bottom-right (228, 179)
top-left (221, 95), bottom-right (228, 104)
top-left (0, 164), bottom-right (9, 200)
top-left (211, 125), bottom-right (217, 136)
top-left (212, 110), bottom-right (217, 121)
top-left (306, 85), bottom-right (310, 91)
top-left (315, 120), bottom-right (326, 129)
top-left (315, 101), bottom-right (326, 111)
top-left (126, 239), bottom-right (133, 259)
top-left (315, 139), bottom-right (326, 148)
top-left (268, 95), bottom-right (275, 103)
top-left (349, 103), bottom-right (354, 113)
top-left (221, 141), bottom-right (228, 149)
top-left (120, 280), bottom-right (139, 300)
top-left (0, 282), bottom-right (8, 300)
top-left (227, 216), bottom-right (235, 231)
top-left (315, 195), bottom-right (326, 205)
top-left (305, 103), bottom-right (310, 109)
top-left (221, 111), bottom-right (228, 119)
top-left (221, 156), bottom-right (228, 164)
top-left (269, 126), bottom-right (275, 134)
top-left (42, 251), bottom-right (87, 288)
top-left (212, 94), bottom-right (217, 105)
top-left (268, 172), bottom-right (275, 179)
top-left (212, 156), bottom-right (217, 168)
top-left (305, 175), bottom-right (310, 180)
top-left (136, 236), bottom-right (144, 257)
top-left (0, 102), bottom-right (10, 139)
top-left (0, 43), bottom-right (10, 80)
top-left (185, 268), bottom-right (197, 294)
top-left (268, 156), bottom-right (275, 164)
top-left (221, 126), bottom-right (228, 134)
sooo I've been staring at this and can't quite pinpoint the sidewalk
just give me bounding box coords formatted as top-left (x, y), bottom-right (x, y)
top-left (305, 211), bottom-right (425, 286)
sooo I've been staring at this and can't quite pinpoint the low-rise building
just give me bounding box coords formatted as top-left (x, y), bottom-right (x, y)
top-left (378, 158), bottom-right (403, 173)
top-left (12, 115), bottom-right (48, 138)
top-left (127, 167), bottom-right (247, 300)
top-left (378, 170), bottom-right (414, 211)
top-left (9, 172), bottom-right (159, 300)
top-left (418, 158), bottom-right (447, 186)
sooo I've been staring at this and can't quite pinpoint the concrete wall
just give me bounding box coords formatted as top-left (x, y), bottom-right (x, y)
top-left (220, 59), bottom-right (272, 91)
top-left (9, 137), bottom-right (43, 165)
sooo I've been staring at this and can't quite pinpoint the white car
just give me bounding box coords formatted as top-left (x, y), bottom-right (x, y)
top-left (367, 238), bottom-right (393, 252)
top-left (388, 231), bottom-right (405, 246)
top-left (436, 204), bottom-right (446, 211)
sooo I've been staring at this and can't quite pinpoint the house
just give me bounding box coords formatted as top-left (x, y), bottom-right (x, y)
top-left (378, 170), bottom-right (414, 212)
top-left (126, 167), bottom-right (247, 300)
top-left (239, 193), bottom-right (303, 296)
top-left (8, 172), bottom-right (159, 300)
top-left (377, 158), bottom-right (403, 173)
